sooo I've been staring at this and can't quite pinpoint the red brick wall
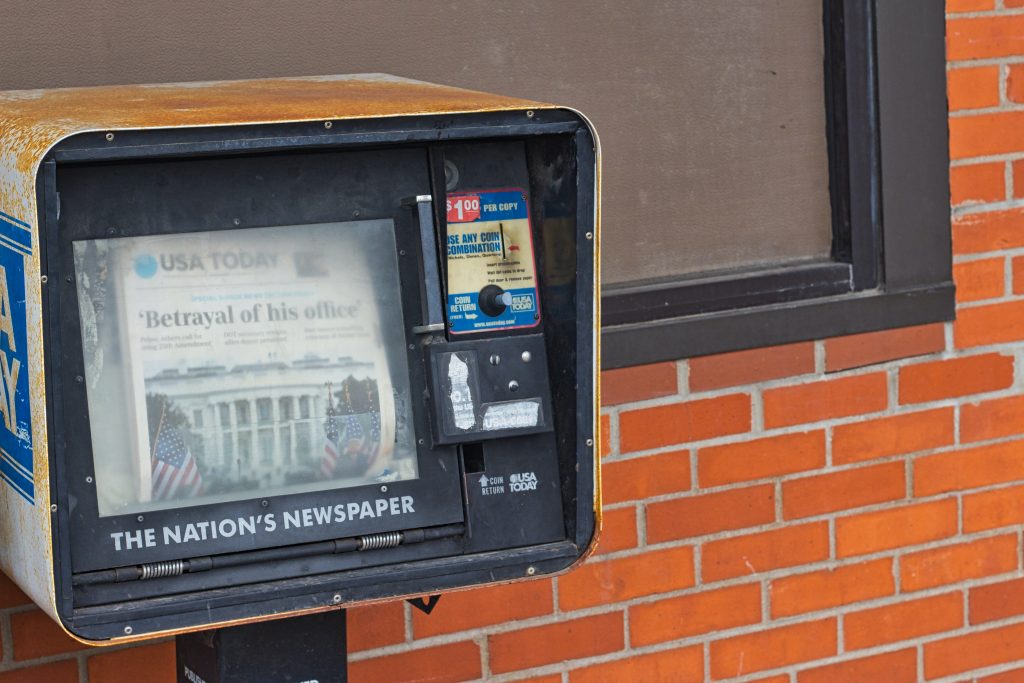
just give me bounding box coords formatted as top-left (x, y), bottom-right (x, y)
top-left (4, 3), bottom-right (1024, 681)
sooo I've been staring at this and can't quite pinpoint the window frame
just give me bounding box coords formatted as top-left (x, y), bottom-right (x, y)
top-left (601, 0), bottom-right (953, 368)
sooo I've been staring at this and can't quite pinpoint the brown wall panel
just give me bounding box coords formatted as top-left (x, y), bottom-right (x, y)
top-left (1, 0), bottom-right (830, 284)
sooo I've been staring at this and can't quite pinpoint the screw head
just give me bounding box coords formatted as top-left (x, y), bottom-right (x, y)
top-left (585, 231), bottom-right (594, 240)
top-left (49, 504), bottom-right (57, 513)
top-left (324, 121), bottom-right (333, 129)
top-left (521, 351), bottom-right (532, 363)
top-left (40, 275), bottom-right (48, 284)
top-left (489, 354), bottom-right (501, 366)
top-left (332, 594), bottom-right (342, 604)
top-left (137, 515), bottom-right (144, 523)
top-left (380, 485), bottom-right (388, 493)
top-left (586, 438), bottom-right (594, 447)
top-left (526, 110), bottom-right (535, 118)
top-left (105, 132), bottom-right (115, 142)
top-left (508, 380), bottom-right (520, 392)
top-left (75, 375), bottom-right (84, 383)
top-left (526, 566), bottom-right (536, 576)
top-left (86, 476), bottom-right (93, 484)
top-left (261, 499), bottom-right (269, 508)
top-left (123, 626), bottom-right (133, 635)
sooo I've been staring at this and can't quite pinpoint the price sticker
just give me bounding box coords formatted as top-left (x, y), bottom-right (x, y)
top-left (446, 195), bottom-right (481, 223)
top-left (445, 188), bottom-right (540, 334)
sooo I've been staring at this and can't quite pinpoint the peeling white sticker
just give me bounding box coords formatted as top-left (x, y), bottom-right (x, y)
top-left (482, 400), bottom-right (540, 431)
top-left (448, 354), bottom-right (476, 430)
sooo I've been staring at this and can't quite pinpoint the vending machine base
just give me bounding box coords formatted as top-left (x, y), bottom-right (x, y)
top-left (176, 610), bottom-right (348, 683)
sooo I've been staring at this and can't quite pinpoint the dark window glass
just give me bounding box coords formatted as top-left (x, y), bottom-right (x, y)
top-left (235, 401), bottom-right (250, 427)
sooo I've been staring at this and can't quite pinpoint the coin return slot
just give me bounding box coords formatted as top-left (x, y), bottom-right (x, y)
top-left (461, 442), bottom-right (485, 474)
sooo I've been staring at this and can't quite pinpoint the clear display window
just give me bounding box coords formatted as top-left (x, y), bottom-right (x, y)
top-left (73, 221), bottom-right (418, 517)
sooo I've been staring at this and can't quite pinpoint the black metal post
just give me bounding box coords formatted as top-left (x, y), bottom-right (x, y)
top-left (176, 609), bottom-right (347, 683)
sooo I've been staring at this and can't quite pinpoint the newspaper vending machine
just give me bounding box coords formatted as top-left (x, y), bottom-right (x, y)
top-left (0, 75), bottom-right (600, 680)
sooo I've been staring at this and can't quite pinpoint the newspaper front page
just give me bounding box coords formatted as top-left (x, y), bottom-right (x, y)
top-left (74, 221), bottom-right (417, 516)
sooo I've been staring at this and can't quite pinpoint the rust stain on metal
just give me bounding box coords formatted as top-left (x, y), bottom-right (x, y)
top-left (0, 74), bottom-right (555, 204)
top-left (0, 74), bottom-right (549, 156)
top-left (1, 74), bottom-right (542, 121)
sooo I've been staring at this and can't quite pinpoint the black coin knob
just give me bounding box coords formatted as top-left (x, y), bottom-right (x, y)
top-left (479, 284), bottom-right (512, 317)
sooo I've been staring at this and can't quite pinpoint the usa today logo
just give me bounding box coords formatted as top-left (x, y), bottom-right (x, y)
top-left (133, 254), bottom-right (158, 279)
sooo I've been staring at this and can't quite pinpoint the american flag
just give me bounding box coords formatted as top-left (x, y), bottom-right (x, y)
top-left (151, 426), bottom-right (202, 501)
top-left (319, 404), bottom-right (341, 479)
top-left (343, 411), bottom-right (366, 460)
top-left (358, 410), bottom-right (382, 470)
